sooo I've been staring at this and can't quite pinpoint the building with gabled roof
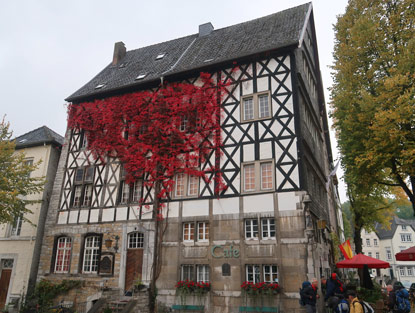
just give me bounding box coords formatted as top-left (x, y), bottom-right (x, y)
top-left (0, 126), bottom-right (63, 310)
top-left (37, 3), bottom-right (342, 312)
top-left (362, 217), bottom-right (415, 287)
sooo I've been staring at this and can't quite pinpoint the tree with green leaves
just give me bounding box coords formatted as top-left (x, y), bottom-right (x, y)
top-left (331, 0), bottom-right (415, 252)
top-left (0, 119), bottom-right (44, 224)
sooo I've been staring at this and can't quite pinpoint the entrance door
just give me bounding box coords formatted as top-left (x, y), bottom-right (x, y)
top-left (0, 269), bottom-right (12, 309)
top-left (124, 232), bottom-right (144, 292)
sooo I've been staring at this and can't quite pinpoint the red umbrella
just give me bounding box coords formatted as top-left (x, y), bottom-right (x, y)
top-left (395, 246), bottom-right (415, 261)
top-left (336, 253), bottom-right (390, 268)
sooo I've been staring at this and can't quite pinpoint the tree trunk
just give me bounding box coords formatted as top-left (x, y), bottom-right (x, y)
top-left (353, 224), bottom-right (364, 286)
top-left (149, 179), bottom-right (161, 313)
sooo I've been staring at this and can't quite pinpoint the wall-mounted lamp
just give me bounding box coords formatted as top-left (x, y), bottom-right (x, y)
top-left (105, 235), bottom-right (120, 253)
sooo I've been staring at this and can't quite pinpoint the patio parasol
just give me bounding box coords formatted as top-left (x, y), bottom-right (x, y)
top-left (395, 246), bottom-right (415, 261)
top-left (336, 253), bottom-right (390, 269)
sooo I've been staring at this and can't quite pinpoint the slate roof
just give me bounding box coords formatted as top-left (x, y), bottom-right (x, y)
top-left (15, 126), bottom-right (64, 149)
top-left (67, 3), bottom-right (311, 102)
top-left (376, 216), bottom-right (415, 239)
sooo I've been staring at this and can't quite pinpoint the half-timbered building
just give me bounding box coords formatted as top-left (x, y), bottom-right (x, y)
top-left (37, 3), bottom-right (342, 312)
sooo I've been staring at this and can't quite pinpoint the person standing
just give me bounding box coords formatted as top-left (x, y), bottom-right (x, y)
top-left (300, 279), bottom-right (318, 313)
top-left (347, 290), bottom-right (363, 313)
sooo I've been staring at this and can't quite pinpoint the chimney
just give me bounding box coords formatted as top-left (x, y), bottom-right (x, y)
top-left (199, 22), bottom-right (214, 37)
top-left (112, 41), bottom-right (126, 65)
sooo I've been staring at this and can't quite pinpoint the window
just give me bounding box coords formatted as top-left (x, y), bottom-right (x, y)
top-left (197, 222), bottom-right (209, 241)
top-left (71, 166), bottom-right (94, 208)
top-left (376, 252), bottom-right (380, 259)
top-left (400, 267), bottom-right (405, 276)
top-left (174, 173), bottom-right (199, 198)
top-left (386, 249), bottom-right (392, 260)
top-left (82, 235), bottom-right (101, 273)
top-left (54, 237), bottom-right (72, 273)
top-left (246, 265), bottom-right (260, 283)
top-left (23, 159), bottom-right (34, 178)
top-left (374, 239), bottom-right (378, 246)
top-left (245, 219), bottom-right (259, 239)
top-left (401, 234), bottom-right (412, 242)
top-left (366, 239), bottom-right (371, 246)
top-left (197, 265), bottom-right (209, 283)
top-left (408, 267), bottom-right (413, 276)
top-left (402, 225), bottom-right (407, 231)
top-left (183, 222), bottom-right (195, 242)
top-left (181, 265), bottom-right (209, 282)
top-left (10, 215), bottom-right (23, 236)
top-left (263, 265), bottom-right (278, 283)
top-left (128, 232), bottom-right (144, 249)
top-left (261, 218), bottom-right (275, 239)
top-left (368, 252), bottom-right (372, 257)
top-left (118, 166), bottom-right (142, 204)
top-left (241, 92), bottom-right (271, 121)
top-left (242, 161), bottom-right (274, 193)
top-left (79, 131), bottom-right (88, 149)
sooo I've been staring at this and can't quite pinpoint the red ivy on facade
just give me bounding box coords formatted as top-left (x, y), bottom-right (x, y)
top-left (68, 73), bottom-right (228, 212)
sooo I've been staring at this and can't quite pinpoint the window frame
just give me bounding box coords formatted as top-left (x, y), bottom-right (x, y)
top-left (10, 214), bottom-right (23, 237)
top-left (263, 264), bottom-right (278, 283)
top-left (54, 236), bottom-right (72, 273)
top-left (373, 238), bottom-right (378, 246)
top-left (245, 217), bottom-right (276, 240)
top-left (261, 218), bottom-right (276, 239)
top-left (366, 238), bottom-right (371, 246)
top-left (128, 232), bottom-right (144, 249)
top-left (81, 234), bottom-right (102, 274)
top-left (402, 225), bottom-right (407, 231)
top-left (118, 166), bottom-right (143, 205)
top-left (242, 160), bottom-right (275, 194)
top-left (71, 166), bottom-right (95, 208)
top-left (183, 222), bottom-right (195, 242)
top-left (174, 173), bottom-right (199, 198)
top-left (197, 222), bottom-right (209, 242)
top-left (241, 91), bottom-right (272, 122)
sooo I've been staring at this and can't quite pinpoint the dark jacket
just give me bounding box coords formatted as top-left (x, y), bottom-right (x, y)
top-left (388, 282), bottom-right (405, 313)
top-left (324, 278), bottom-right (344, 301)
top-left (301, 283), bottom-right (317, 306)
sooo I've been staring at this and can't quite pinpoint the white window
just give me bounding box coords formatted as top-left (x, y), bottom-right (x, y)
top-left (242, 161), bottom-right (274, 193)
top-left (366, 239), bottom-right (371, 246)
top-left (241, 92), bottom-right (271, 122)
top-left (54, 237), bottom-right (72, 273)
top-left (196, 265), bottom-right (209, 283)
top-left (179, 116), bottom-right (188, 132)
top-left (386, 249), bottom-right (392, 260)
top-left (82, 236), bottom-right (101, 273)
top-left (128, 232), bottom-right (144, 249)
top-left (401, 234), bottom-right (406, 242)
top-left (181, 265), bottom-right (194, 281)
top-left (263, 265), bottom-right (278, 283)
top-left (402, 225), bottom-right (407, 231)
top-left (10, 215), bottom-right (23, 236)
top-left (376, 252), bottom-right (380, 259)
top-left (79, 131), bottom-right (88, 149)
top-left (197, 222), bottom-right (209, 242)
top-left (245, 219), bottom-right (259, 239)
top-left (408, 267), bottom-right (413, 276)
top-left (368, 252), bottom-right (372, 257)
top-left (261, 218), bottom-right (275, 239)
top-left (183, 223), bottom-right (195, 241)
top-left (400, 267), bottom-right (406, 276)
top-left (23, 159), bottom-right (34, 178)
top-left (174, 173), bottom-right (199, 198)
top-left (406, 234), bottom-right (412, 242)
top-left (118, 167), bottom-right (142, 204)
top-left (374, 239), bottom-right (378, 246)
top-left (246, 265), bottom-right (260, 283)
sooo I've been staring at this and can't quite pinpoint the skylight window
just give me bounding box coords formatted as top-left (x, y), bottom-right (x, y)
top-left (95, 84), bottom-right (105, 89)
top-left (156, 53), bottom-right (166, 60)
top-left (19, 139), bottom-right (27, 143)
top-left (204, 58), bottom-right (214, 63)
top-left (135, 74), bottom-right (147, 80)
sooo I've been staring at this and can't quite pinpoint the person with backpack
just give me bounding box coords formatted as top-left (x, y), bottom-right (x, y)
top-left (325, 273), bottom-right (345, 301)
top-left (335, 294), bottom-right (349, 313)
top-left (388, 281), bottom-right (411, 313)
top-left (347, 290), bottom-right (363, 313)
top-left (300, 280), bottom-right (318, 313)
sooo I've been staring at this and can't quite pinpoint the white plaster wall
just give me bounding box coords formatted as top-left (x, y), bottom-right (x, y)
top-left (213, 198), bottom-right (239, 215)
top-left (277, 192), bottom-right (300, 211)
top-left (182, 200), bottom-right (209, 217)
top-left (243, 194), bottom-right (274, 213)
top-left (102, 208), bottom-right (115, 222)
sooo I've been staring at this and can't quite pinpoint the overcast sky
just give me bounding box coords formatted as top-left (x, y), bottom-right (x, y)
top-left (0, 0), bottom-right (349, 201)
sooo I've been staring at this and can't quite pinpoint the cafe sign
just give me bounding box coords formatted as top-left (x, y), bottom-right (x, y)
top-left (211, 245), bottom-right (240, 258)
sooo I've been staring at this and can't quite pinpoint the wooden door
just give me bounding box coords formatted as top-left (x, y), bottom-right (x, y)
top-left (125, 249), bottom-right (143, 291)
top-left (0, 269), bottom-right (12, 309)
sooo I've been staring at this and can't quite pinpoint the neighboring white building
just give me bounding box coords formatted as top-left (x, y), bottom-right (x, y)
top-left (361, 217), bottom-right (415, 287)
top-left (0, 126), bottom-right (63, 310)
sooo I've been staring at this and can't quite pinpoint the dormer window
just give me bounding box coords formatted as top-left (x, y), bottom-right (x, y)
top-left (135, 74), bottom-right (147, 80)
top-left (156, 53), bottom-right (166, 60)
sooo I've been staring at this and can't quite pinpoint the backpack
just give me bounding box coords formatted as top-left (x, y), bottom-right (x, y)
top-left (395, 288), bottom-right (411, 313)
top-left (352, 300), bottom-right (374, 313)
top-left (299, 282), bottom-right (311, 307)
top-left (335, 299), bottom-right (349, 313)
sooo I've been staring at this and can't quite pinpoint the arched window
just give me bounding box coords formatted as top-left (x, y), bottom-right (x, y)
top-left (54, 236), bottom-right (72, 273)
top-left (128, 232), bottom-right (144, 249)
